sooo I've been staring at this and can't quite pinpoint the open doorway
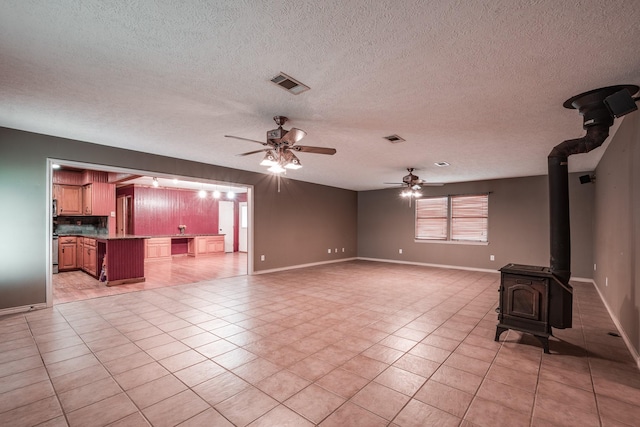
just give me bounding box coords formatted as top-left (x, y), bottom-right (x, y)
top-left (49, 160), bottom-right (253, 305)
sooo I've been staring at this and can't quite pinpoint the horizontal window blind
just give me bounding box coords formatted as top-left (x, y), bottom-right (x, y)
top-left (415, 194), bottom-right (489, 242)
top-left (451, 195), bottom-right (488, 242)
top-left (416, 196), bottom-right (448, 240)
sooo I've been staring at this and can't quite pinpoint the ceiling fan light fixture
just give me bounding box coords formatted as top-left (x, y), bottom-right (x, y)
top-left (283, 151), bottom-right (302, 169)
top-left (152, 177), bottom-right (159, 187)
top-left (268, 164), bottom-right (286, 174)
top-left (260, 151), bottom-right (278, 166)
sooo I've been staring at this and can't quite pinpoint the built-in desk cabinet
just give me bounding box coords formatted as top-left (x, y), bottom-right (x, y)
top-left (145, 238), bottom-right (172, 261)
top-left (188, 235), bottom-right (224, 256)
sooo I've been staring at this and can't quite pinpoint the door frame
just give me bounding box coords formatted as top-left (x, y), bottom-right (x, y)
top-left (46, 159), bottom-right (254, 307)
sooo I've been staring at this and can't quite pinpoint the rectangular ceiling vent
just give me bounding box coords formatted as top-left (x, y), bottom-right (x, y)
top-left (270, 72), bottom-right (310, 95)
top-left (383, 134), bottom-right (405, 143)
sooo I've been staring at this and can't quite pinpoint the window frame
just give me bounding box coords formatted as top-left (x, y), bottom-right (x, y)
top-left (414, 193), bottom-right (489, 244)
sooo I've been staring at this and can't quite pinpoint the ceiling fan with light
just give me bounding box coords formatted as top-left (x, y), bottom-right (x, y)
top-left (225, 116), bottom-right (336, 174)
top-left (385, 168), bottom-right (443, 205)
top-left (385, 168), bottom-right (444, 190)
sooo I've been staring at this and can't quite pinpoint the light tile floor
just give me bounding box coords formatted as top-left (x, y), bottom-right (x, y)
top-left (2, 260), bottom-right (639, 426)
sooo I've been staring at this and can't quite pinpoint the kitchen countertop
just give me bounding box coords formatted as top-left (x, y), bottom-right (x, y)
top-left (57, 233), bottom-right (224, 240)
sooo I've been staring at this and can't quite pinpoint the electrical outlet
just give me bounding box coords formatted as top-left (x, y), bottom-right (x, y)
top-left (399, 249), bottom-right (403, 254)
top-left (606, 277), bottom-right (608, 287)
top-left (594, 263), bottom-right (597, 271)
top-left (328, 249), bottom-right (331, 254)
top-left (490, 255), bottom-right (495, 261)
top-left (260, 255), bottom-right (265, 261)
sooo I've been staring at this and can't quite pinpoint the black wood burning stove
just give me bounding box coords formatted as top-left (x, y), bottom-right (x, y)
top-left (496, 264), bottom-right (556, 353)
top-left (495, 85), bottom-right (639, 353)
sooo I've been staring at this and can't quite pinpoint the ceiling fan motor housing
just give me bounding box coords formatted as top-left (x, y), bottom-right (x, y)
top-left (267, 128), bottom-right (286, 140)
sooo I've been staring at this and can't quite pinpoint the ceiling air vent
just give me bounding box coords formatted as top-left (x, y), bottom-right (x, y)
top-left (383, 134), bottom-right (405, 143)
top-left (270, 72), bottom-right (310, 95)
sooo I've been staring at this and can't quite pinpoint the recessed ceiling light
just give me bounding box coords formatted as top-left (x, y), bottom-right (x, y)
top-left (434, 161), bottom-right (450, 167)
top-left (383, 135), bottom-right (405, 143)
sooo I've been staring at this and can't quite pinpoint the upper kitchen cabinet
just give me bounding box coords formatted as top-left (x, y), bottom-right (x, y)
top-left (54, 169), bottom-right (115, 218)
top-left (83, 182), bottom-right (116, 216)
top-left (53, 184), bottom-right (83, 215)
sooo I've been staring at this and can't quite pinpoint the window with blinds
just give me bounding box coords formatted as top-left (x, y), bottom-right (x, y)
top-left (416, 196), bottom-right (448, 240)
top-left (415, 194), bottom-right (489, 242)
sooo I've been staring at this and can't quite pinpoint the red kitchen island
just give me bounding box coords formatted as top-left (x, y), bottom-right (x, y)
top-left (95, 236), bottom-right (146, 286)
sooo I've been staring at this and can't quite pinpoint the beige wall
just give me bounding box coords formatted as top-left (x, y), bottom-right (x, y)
top-left (0, 127), bottom-right (357, 310)
top-left (358, 173), bottom-right (595, 278)
top-left (593, 112), bottom-right (640, 356)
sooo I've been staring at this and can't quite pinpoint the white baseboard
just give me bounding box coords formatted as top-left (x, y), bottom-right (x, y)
top-left (357, 257), bottom-right (500, 274)
top-left (0, 303), bottom-right (48, 317)
top-left (591, 279), bottom-right (640, 371)
top-left (253, 257), bottom-right (358, 275)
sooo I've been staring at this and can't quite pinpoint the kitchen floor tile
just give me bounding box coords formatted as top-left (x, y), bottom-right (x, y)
top-left (174, 360), bottom-right (226, 387)
top-left (113, 362), bottom-right (169, 390)
top-left (393, 398), bottom-right (461, 427)
top-left (414, 379), bottom-right (474, 418)
top-left (66, 393), bottom-right (138, 427)
top-left (284, 384), bottom-right (345, 424)
top-left (142, 389), bottom-right (209, 427)
top-left (192, 371), bottom-right (250, 406)
top-left (320, 401), bottom-right (387, 427)
top-left (351, 381), bottom-right (410, 420)
top-left (255, 370), bottom-right (311, 402)
top-left (374, 365), bottom-right (427, 396)
top-left (214, 386), bottom-right (278, 426)
top-left (126, 374), bottom-right (187, 408)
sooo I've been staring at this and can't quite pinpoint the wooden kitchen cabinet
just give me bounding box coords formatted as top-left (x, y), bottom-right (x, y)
top-left (188, 235), bottom-right (224, 256)
top-left (145, 238), bottom-right (172, 260)
top-left (76, 239), bottom-right (83, 269)
top-left (82, 238), bottom-right (97, 276)
top-left (82, 182), bottom-right (116, 216)
top-left (58, 236), bottom-right (77, 271)
top-left (53, 184), bottom-right (82, 215)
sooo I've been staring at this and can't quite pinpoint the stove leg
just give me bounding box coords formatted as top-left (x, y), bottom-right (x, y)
top-left (495, 325), bottom-right (508, 342)
top-left (535, 335), bottom-right (550, 354)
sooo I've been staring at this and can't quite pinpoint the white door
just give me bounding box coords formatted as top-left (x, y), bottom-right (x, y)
top-left (239, 202), bottom-right (248, 252)
top-left (218, 201), bottom-right (234, 253)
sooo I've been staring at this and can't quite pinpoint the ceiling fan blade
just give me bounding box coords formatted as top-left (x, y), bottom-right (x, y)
top-left (224, 135), bottom-right (267, 146)
top-left (236, 149), bottom-right (268, 157)
top-left (383, 182), bottom-right (404, 185)
top-left (421, 183), bottom-right (445, 186)
top-left (291, 145), bottom-right (337, 155)
top-left (280, 128), bottom-right (307, 146)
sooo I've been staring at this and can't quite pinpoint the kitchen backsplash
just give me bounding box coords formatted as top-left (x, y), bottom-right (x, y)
top-left (55, 216), bottom-right (109, 235)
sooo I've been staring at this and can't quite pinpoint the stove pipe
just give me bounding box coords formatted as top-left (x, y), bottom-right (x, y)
top-left (549, 85), bottom-right (639, 284)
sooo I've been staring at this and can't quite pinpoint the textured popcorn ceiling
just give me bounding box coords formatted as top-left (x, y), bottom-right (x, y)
top-left (1, 0), bottom-right (640, 190)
